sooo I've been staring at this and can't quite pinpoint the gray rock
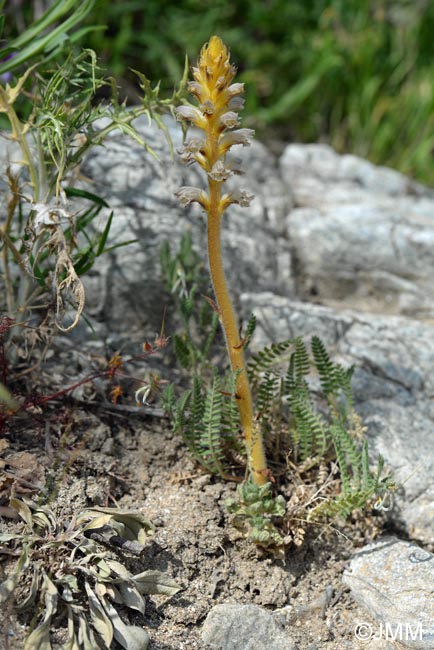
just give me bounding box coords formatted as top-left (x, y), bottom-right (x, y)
top-left (240, 293), bottom-right (434, 543)
top-left (279, 144), bottom-right (430, 200)
top-left (202, 603), bottom-right (296, 650)
top-left (280, 144), bottom-right (434, 317)
top-left (80, 115), bottom-right (294, 332)
top-left (343, 537), bottom-right (434, 649)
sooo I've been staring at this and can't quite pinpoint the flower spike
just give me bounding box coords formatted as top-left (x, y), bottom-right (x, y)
top-left (175, 36), bottom-right (268, 486)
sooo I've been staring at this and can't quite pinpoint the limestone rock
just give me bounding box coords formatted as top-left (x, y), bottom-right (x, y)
top-left (201, 603), bottom-right (296, 650)
top-left (343, 538), bottom-right (434, 649)
top-left (280, 143), bottom-right (434, 317)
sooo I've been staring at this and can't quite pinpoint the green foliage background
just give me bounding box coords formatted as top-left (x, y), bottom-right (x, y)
top-left (4, 0), bottom-right (434, 184)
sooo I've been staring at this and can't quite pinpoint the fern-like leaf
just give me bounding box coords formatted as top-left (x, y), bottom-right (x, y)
top-left (161, 383), bottom-right (176, 418)
top-left (293, 337), bottom-right (311, 379)
top-left (330, 420), bottom-right (362, 489)
top-left (257, 371), bottom-right (280, 423)
top-left (329, 429), bottom-right (351, 496)
top-left (199, 374), bottom-right (225, 475)
top-left (311, 335), bottom-right (339, 396)
top-left (180, 290), bottom-right (195, 321)
top-left (248, 339), bottom-right (295, 381)
top-left (242, 313), bottom-right (257, 350)
top-left (173, 334), bottom-right (192, 369)
top-left (220, 371), bottom-right (243, 454)
top-left (291, 396), bottom-right (327, 462)
top-left (307, 490), bottom-right (373, 521)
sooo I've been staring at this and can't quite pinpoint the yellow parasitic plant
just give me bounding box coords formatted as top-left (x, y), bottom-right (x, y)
top-left (175, 36), bottom-right (268, 486)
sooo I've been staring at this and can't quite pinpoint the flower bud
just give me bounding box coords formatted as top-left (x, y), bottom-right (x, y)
top-left (177, 138), bottom-right (207, 166)
top-left (200, 100), bottom-right (215, 115)
top-left (226, 157), bottom-right (244, 175)
top-left (228, 83), bottom-right (244, 96)
top-left (228, 97), bottom-right (245, 112)
top-left (188, 81), bottom-right (203, 99)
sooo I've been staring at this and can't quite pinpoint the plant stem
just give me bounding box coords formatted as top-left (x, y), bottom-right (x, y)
top-left (207, 177), bottom-right (268, 486)
top-left (0, 87), bottom-right (39, 196)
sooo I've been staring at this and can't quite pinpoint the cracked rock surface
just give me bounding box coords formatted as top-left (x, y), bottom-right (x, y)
top-left (280, 143), bottom-right (434, 317)
top-left (342, 538), bottom-right (434, 649)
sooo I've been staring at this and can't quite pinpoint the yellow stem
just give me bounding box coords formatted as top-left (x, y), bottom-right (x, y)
top-left (206, 175), bottom-right (268, 485)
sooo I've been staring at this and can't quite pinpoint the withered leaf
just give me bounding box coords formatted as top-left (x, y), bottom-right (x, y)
top-left (132, 570), bottom-right (181, 597)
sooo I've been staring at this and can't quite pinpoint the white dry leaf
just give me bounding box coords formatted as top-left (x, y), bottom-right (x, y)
top-left (85, 582), bottom-right (113, 648)
top-left (32, 510), bottom-right (55, 532)
top-left (117, 581), bottom-right (146, 615)
top-left (54, 248), bottom-right (85, 333)
top-left (24, 573), bottom-right (58, 650)
top-left (101, 598), bottom-right (150, 650)
top-left (80, 512), bottom-right (114, 532)
top-left (16, 571), bottom-right (41, 611)
top-left (32, 504), bottom-right (57, 530)
top-left (79, 507), bottom-right (155, 544)
top-left (104, 561), bottom-right (146, 614)
top-left (77, 614), bottom-right (98, 650)
top-left (10, 497), bottom-right (34, 529)
top-left (62, 608), bottom-right (80, 650)
top-left (132, 570), bottom-right (181, 596)
top-left (32, 202), bottom-right (69, 230)
top-left (106, 559), bottom-right (131, 579)
top-left (95, 580), bottom-right (119, 603)
top-left (0, 533), bottom-right (22, 542)
top-left (95, 557), bottom-right (112, 580)
top-left (58, 574), bottom-right (79, 597)
top-left (0, 544), bottom-right (30, 603)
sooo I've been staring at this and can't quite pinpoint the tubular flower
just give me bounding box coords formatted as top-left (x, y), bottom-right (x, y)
top-left (174, 105), bottom-right (207, 129)
top-left (175, 186), bottom-right (209, 210)
top-left (220, 189), bottom-right (254, 211)
top-left (177, 137), bottom-right (207, 166)
top-left (175, 36), bottom-right (268, 486)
